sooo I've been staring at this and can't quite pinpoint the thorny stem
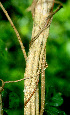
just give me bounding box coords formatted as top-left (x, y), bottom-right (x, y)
top-left (0, 2), bottom-right (27, 62)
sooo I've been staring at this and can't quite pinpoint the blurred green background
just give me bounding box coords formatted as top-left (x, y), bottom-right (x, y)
top-left (0, 0), bottom-right (70, 115)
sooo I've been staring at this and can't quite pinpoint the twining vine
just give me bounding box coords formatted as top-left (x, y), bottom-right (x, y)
top-left (0, 0), bottom-right (63, 115)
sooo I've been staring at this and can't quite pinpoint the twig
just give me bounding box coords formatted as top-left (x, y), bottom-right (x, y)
top-left (0, 2), bottom-right (27, 61)
top-left (4, 77), bottom-right (33, 84)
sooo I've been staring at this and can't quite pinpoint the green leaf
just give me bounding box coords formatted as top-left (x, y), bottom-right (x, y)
top-left (50, 93), bottom-right (63, 107)
top-left (46, 107), bottom-right (59, 115)
top-left (45, 107), bottom-right (66, 115)
top-left (9, 92), bottom-right (20, 109)
top-left (59, 111), bottom-right (67, 115)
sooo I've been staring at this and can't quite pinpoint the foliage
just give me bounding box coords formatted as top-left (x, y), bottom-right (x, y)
top-left (0, 0), bottom-right (70, 114)
top-left (44, 91), bottom-right (66, 115)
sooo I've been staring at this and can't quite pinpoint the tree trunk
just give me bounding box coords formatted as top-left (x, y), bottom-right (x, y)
top-left (24, 0), bottom-right (54, 115)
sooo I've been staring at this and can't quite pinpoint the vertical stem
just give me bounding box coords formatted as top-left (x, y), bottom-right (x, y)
top-left (35, 85), bottom-right (39, 115)
top-left (40, 49), bottom-right (46, 115)
top-left (24, 0), bottom-right (54, 115)
top-left (0, 93), bottom-right (3, 115)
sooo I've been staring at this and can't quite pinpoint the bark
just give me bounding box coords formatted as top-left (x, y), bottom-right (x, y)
top-left (24, 0), bottom-right (54, 115)
top-left (0, 1), bottom-right (62, 115)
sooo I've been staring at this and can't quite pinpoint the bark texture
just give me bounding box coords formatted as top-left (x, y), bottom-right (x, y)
top-left (24, 0), bottom-right (54, 115)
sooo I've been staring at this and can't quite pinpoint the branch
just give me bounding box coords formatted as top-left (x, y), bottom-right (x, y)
top-left (0, 2), bottom-right (27, 61)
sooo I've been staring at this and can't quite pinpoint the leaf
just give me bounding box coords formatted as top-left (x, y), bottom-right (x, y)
top-left (45, 107), bottom-right (66, 115)
top-left (9, 92), bottom-right (20, 109)
top-left (50, 93), bottom-right (63, 107)
top-left (59, 111), bottom-right (67, 115)
top-left (46, 107), bottom-right (59, 115)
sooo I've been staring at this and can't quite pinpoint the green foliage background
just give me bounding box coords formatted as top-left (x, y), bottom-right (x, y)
top-left (0, 0), bottom-right (70, 115)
